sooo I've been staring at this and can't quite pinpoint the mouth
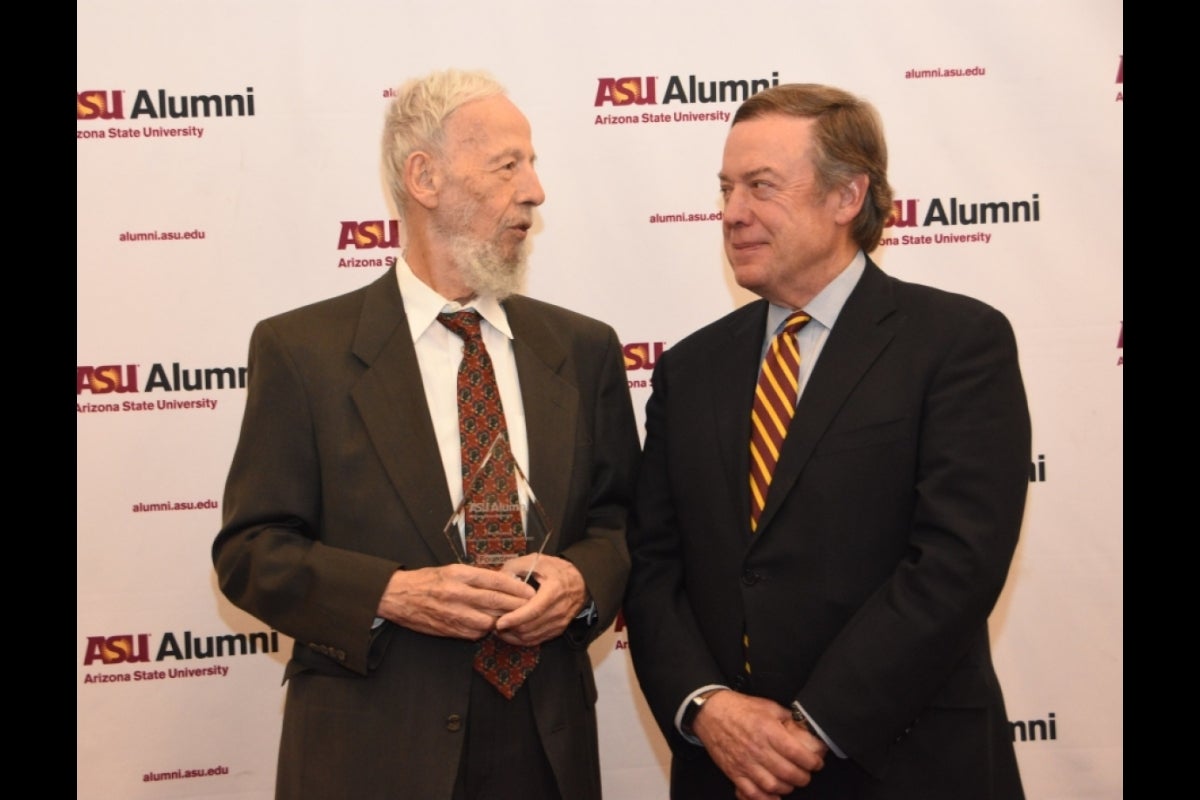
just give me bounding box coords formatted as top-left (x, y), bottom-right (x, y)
top-left (728, 240), bottom-right (765, 253)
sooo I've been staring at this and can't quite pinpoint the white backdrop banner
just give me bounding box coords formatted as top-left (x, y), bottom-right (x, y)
top-left (78, 1), bottom-right (1123, 797)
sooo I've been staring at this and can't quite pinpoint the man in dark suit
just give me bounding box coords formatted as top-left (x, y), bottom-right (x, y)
top-left (214, 69), bottom-right (638, 800)
top-left (625, 83), bottom-right (1029, 800)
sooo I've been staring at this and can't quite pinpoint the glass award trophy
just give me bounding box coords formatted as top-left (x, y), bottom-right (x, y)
top-left (441, 434), bottom-right (553, 585)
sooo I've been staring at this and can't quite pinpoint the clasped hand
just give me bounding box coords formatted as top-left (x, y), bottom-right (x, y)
top-left (693, 690), bottom-right (828, 800)
top-left (377, 554), bottom-right (585, 646)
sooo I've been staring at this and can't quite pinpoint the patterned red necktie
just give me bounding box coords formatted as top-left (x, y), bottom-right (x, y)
top-left (745, 311), bottom-right (810, 676)
top-left (438, 310), bottom-right (540, 699)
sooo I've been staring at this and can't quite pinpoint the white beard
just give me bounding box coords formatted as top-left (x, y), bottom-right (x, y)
top-left (449, 232), bottom-right (528, 300)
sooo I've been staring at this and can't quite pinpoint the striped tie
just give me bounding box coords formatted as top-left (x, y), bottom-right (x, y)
top-left (745, 311), bottom-right (811, 676)
top-left (749, 311), bottom-right (812, 533)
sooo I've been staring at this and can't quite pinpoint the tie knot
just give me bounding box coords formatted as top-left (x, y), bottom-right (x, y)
top-left (438, 310), bottom-right (483, 341)
top-left (782, 311), bottom-right (812, 336)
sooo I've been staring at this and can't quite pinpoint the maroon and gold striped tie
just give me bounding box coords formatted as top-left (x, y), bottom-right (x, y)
top-left (745, 311), bottom-right (811, 676)
top-left (749, 311), bottom-right (812, 533)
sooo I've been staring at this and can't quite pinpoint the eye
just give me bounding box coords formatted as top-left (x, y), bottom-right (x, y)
top-left (749, 180), bottom-right (777, 199)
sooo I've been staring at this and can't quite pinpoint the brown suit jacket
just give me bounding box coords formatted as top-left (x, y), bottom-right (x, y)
top-left (214, 267), bottom-right (639, 799)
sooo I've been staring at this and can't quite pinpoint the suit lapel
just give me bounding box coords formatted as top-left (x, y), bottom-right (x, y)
top-left (505, 297), bottom-right (577, 555)
top-left (710, 301), bottom-right (771, 541)
top-left (755, 260), bottom-right (898, 536)
top-left (349, 269), bottom-right (462, 564)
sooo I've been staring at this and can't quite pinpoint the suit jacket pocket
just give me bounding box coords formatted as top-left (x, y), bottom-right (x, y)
top-left (814, 416), bottom-right (912, 456)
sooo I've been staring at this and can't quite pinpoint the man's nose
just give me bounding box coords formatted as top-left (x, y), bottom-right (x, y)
top-left (723, 186), bottom-right (750, 225)
top-left (521, 167), bottom-right (546, 206)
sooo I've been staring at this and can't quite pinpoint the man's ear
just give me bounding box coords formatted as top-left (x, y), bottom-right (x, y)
top-left (834, 174), bottom-right (869, 225)
top-left (404, 150), bottom-right (440, 210)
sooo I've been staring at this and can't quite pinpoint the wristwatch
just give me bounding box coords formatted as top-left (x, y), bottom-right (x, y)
top-left (681, 689), bottom-right (725, 737)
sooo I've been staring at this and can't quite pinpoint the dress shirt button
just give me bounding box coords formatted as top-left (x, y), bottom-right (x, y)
top-left (446, 714), bottom-right (463, 732)
top-left (741, 570), bottom-right (761, 586)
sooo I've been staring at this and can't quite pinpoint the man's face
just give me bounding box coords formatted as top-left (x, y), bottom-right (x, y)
top-left (434, 95), bottom-right (545, 298)
top-left (719, 114), bottom-right (853, 305)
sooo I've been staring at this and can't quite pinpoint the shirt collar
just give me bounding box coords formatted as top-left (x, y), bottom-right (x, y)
top-left (396, 258), bottom-right (514, 342)
top-left (766, 250), bottom-right (866, 334)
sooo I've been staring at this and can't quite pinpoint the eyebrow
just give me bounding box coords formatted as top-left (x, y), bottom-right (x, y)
top-left (487, 147), bottom-right (536, 167)
top-left (718, 166), bottom-right (777, 183)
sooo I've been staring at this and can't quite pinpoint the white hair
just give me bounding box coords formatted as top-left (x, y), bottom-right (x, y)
top-left (381, 69), bottom-right (506, 213)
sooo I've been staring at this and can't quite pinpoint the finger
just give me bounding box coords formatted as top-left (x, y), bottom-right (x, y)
top-left (498, 554), bottom-right (540, 581)
top-left (469, 590), bottom-right (528, 619)
top-left (494, 590), bottom-right (551, 630)
top-left (775, 727), bottom-right (826, 773)
top-left (495, 607), bottom-right (569, 644)
top-left (462, 570), bottom-right (537, 602)
top-left (733, 773), bottom-right (785, 800)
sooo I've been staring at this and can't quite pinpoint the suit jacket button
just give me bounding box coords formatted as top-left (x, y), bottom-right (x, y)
top-left (741, 570), bottom-right (760, 586)
top-left (446, 714), bottom-right (463, 732)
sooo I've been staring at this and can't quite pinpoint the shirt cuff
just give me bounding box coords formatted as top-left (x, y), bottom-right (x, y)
top-left (574, 599), bottom-right (598, 625)
top-left (791, 700), bottom-right (846, 759)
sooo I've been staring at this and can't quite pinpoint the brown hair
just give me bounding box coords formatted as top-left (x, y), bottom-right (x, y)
top-left (733, 83), bottom-right (894, 252)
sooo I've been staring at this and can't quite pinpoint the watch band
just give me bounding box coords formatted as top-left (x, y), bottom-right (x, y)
top-left (681, 688), bottom-right (724, 737)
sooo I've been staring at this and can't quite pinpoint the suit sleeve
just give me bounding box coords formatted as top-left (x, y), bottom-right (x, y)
top-left (556, 328), bottom-right (641, 646)
top-left (798, 304), bottom-right (1031, 772)
top-left (624, 348), bottom-right (731, 747)
top-left (212, 319), bottom-right (400, 675)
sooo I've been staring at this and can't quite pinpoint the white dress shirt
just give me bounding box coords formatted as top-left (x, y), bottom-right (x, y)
top-left (395, 259), bottom-right (531, 547)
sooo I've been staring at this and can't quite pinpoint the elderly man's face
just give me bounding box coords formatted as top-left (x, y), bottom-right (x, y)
top-left (434, 95), bottom-right (545, 297)
top-left (719, 114), bottom-right (851, 305)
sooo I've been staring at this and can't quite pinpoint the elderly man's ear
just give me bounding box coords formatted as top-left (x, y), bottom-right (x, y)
top-left (405, 150), bottom-right (441, 210)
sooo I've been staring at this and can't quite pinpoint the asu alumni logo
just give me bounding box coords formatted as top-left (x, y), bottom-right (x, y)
top-left (623, 341), bottom-right (666, 389)
top-left (81, 628), bottom-right (282, 683)
top-left (595, 70), bottom-right (779, 106)
top-left (77, 361), bottom-right (246, 413)
top-left (336, 219), bottom-right (400, 269)
top-left (594, 70), bottom-right (779, 126)
top-left (77, 85), bottom-right (255, 140)
top-left (879, 192), bottom-right (1041, 246)
top-left (77, 363), bottom-right (247, 394)
top-left (76, 90), bottom-right (125, 120)
top-left (77, 86), bottom-right (256, 121)
top-left (623, 341), bottom-right (665, 371)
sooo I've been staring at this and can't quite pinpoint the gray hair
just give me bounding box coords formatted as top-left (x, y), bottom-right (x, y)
top-left (381, 69), bottom-right (507, 213)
